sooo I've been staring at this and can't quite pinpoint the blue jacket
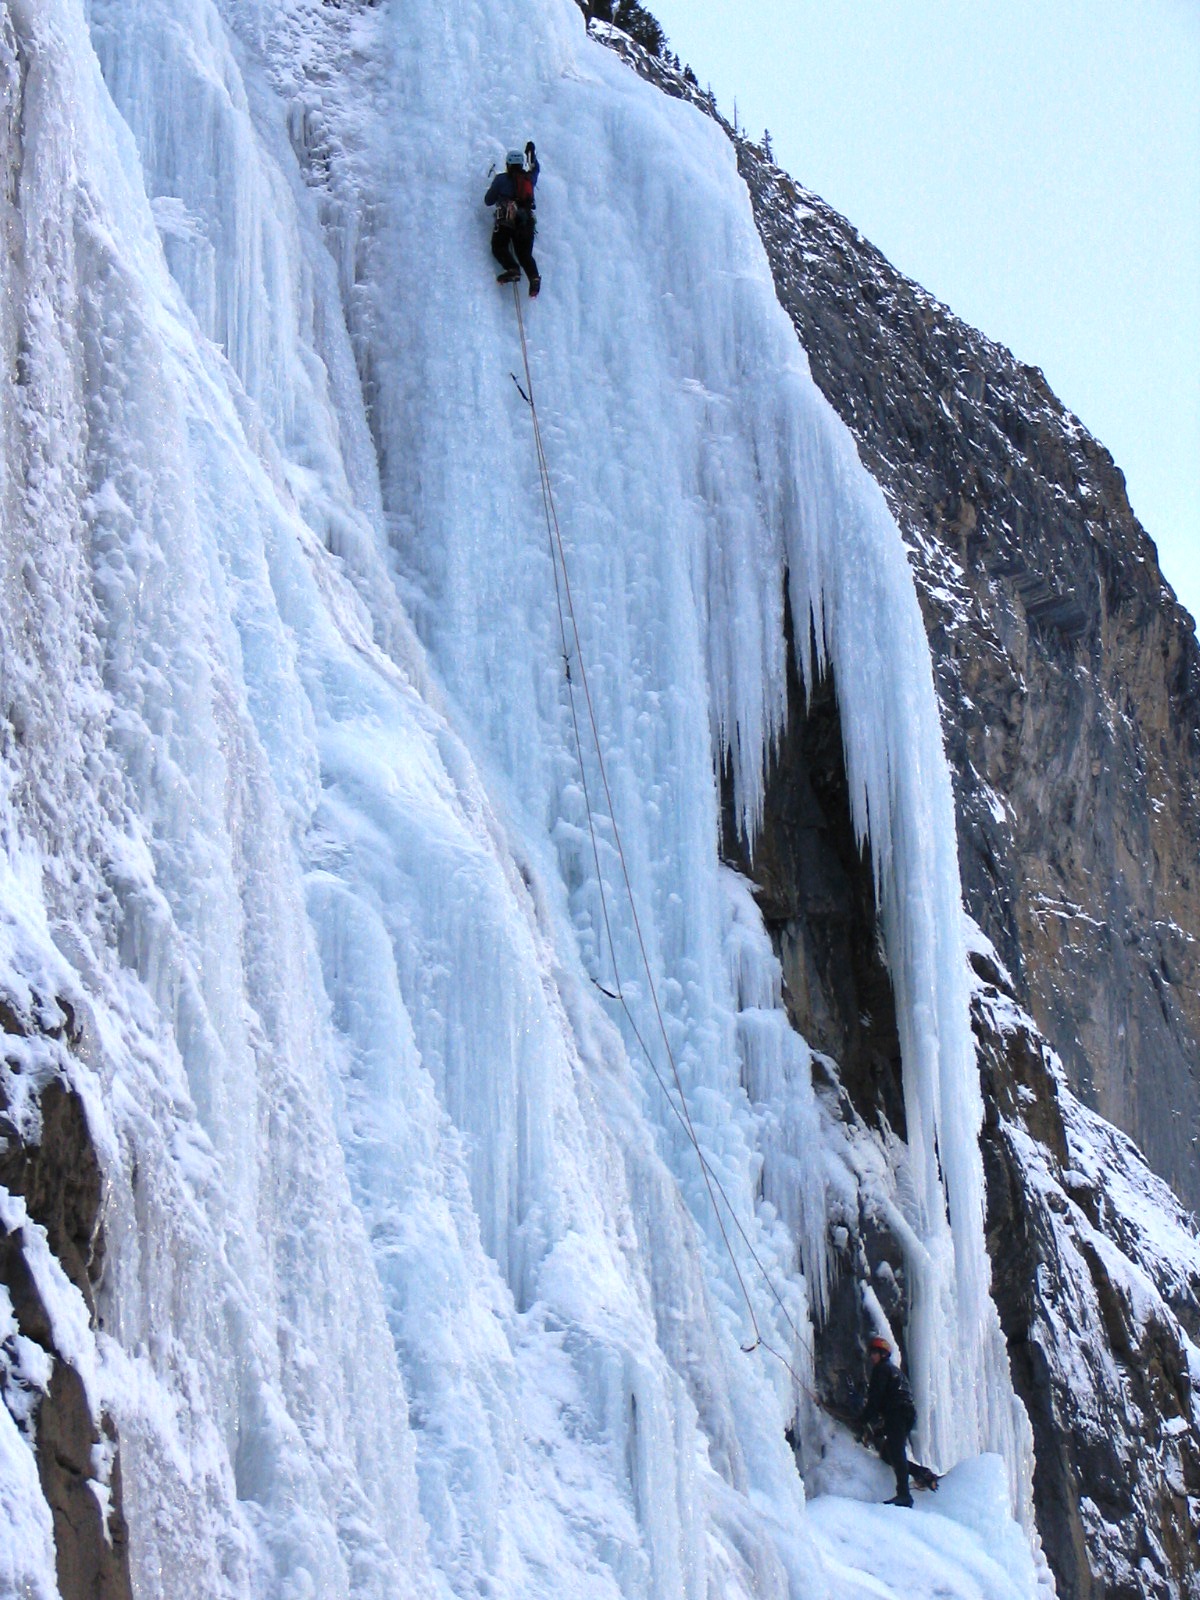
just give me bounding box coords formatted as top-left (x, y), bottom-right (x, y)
top-left (485, 155), bottom-right (540, 210)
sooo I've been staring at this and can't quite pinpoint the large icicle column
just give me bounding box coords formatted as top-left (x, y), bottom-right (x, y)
top-left (0, 0), bottom-right (1047, 1593)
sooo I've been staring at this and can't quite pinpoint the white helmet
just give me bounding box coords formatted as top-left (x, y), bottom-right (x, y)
top-left (505, 149), bottom-right (525, 168)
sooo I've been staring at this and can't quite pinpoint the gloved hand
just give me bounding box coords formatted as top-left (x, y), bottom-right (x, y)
top-left (525, 140), bottom-right (536, 161)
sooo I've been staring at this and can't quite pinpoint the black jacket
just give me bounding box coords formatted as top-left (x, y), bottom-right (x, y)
top-left (858, 1359), bottom-right (916, 1435)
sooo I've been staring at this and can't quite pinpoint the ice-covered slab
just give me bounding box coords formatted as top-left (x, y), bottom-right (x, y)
top-left (808, 1456), bottom-right (1047, 1600)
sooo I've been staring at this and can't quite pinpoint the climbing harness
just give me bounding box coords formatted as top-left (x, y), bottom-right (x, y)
top-left (509, 286), bottom-right (829, 1414)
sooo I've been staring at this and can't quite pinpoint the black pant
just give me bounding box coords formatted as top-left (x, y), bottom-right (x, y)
top-left (880, 1426), bottom-right (911, 1500)
top-left (492, 214), bottom-right (538, 283)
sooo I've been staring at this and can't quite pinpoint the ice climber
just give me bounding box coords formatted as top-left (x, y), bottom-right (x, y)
top-left (486, 142), bottom-right (540, 297)
top-left (856, 1335), bottom-right (918, 1506)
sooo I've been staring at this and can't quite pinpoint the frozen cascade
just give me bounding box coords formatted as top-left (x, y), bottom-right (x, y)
top-left (1, 1), bottom-right (436, 1593)
top-left (0, 0), bottom-right (1043, 1596)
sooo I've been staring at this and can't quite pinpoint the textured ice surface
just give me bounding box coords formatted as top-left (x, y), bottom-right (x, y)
top-left (0, 0), bottom-right (1042, 1594)
top-left (808, 1456), bottom-right (1042, 1600)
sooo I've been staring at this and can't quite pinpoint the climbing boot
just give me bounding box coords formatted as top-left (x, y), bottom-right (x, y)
top-left (528, 275), bottom-right (541, 299)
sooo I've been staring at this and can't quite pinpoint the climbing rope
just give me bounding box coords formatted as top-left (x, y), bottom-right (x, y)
top-left (510, 286), bottom-right (828, 1412)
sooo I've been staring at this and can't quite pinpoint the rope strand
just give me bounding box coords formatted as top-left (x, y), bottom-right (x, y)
top-left (511, 286), bottom-right (825, 1410)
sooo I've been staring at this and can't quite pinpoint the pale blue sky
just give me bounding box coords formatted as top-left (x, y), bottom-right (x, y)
top-left (647, 0), bottom-right (1200, 625)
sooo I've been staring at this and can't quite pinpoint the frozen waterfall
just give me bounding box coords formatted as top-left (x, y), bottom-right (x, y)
top-left (0, 0), bottom-right (1043, 1595)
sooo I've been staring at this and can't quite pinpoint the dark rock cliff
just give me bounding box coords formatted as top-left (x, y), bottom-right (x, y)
top-left (744, 132), bottom-right (1200, 1600)
top-left (736, 147), bottom-right (1200, 1220)
top-left (0, 988), bottom-right (133, 1600)
top-left (972, 956), bottom-right (1200, 1599)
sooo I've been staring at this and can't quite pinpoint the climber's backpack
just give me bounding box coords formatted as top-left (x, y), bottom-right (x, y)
top-left (497, 168), bottom-right (535, 226)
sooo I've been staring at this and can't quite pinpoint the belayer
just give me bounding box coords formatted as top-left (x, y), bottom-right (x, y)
top-left (855, 1334), bottom-right (937, 1507)
top-left (485, 142), bottom-right (541, 298)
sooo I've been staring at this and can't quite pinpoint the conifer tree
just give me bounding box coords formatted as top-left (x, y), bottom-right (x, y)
top-left (613, 0), bottom-right (666, 56)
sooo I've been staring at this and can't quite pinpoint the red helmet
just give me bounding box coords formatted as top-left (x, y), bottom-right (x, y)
top-left (868, 1335), bottom-right (892, 1355)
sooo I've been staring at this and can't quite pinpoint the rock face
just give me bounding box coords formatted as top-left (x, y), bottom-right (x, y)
top-left (741, 130), bottom-right (1200, 1600)
top-left (590, 22), bottom-right (1200, 1598)
top-left (735, 146), bottom-right (1200, 1218)
top-left (972, 956), bottom-right (1200, 1600)
top-left (720, 639), bottom-right (906, 1145)
top-left (0, 989), bottom-right (133, 1600)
